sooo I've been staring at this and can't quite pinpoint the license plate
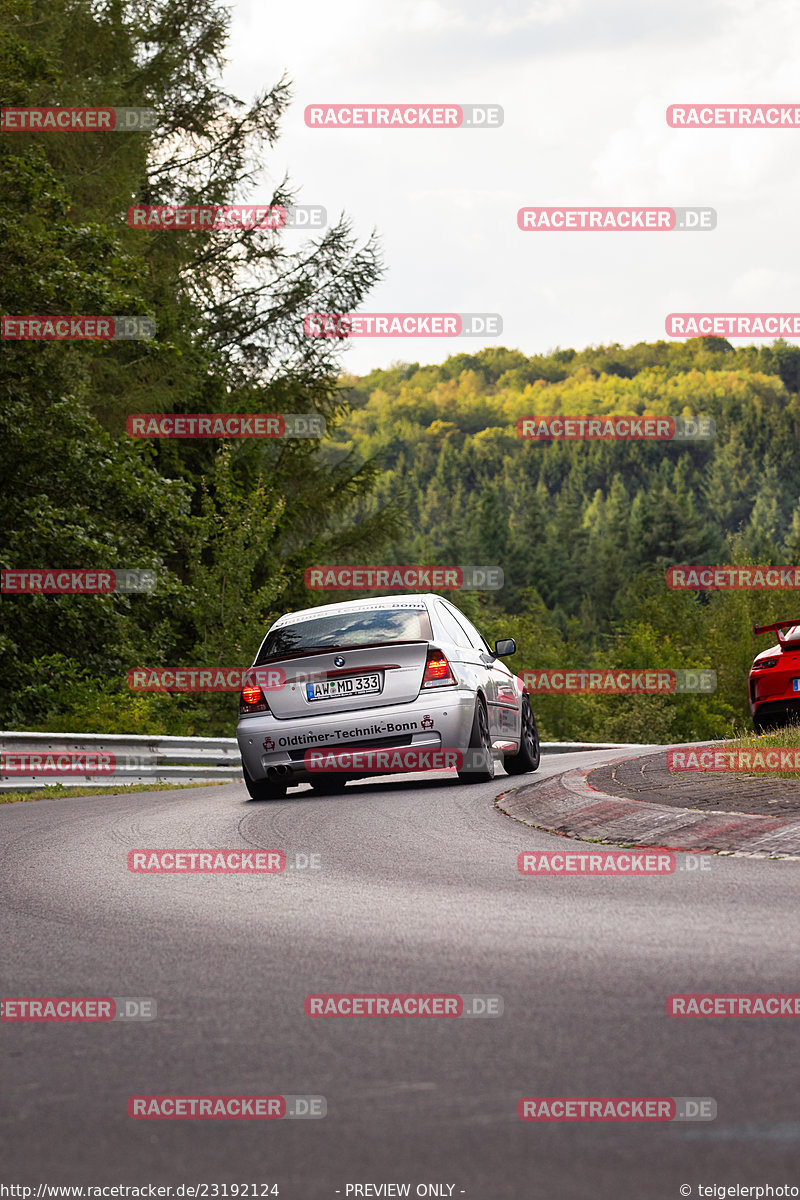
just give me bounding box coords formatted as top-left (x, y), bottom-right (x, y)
top-left (793, 679), bottom-right (800, 692)
top-left (306, 673), bottom-right (381, 701)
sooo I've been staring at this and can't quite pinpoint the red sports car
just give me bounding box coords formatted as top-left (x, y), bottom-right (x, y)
top-left (750, 619), bottom-right (800, 731)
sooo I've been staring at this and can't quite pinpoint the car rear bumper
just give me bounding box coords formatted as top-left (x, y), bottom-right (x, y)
top-left (752, 697), bottom-right (800, 727)
top-left (749, 664), bottom-right (800, 714)
top-left (236, 688), bottom-right (478, 785)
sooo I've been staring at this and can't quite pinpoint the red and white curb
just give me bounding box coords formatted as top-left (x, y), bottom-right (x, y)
top-left (495, 750), bottom-right (800, 858)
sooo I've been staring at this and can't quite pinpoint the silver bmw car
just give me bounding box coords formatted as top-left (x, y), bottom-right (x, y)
top-left (236, 592), bottom-right (540, 800)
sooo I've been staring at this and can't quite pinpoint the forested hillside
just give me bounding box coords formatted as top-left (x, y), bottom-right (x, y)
top-left (321, 339), bottom-right (800, 741)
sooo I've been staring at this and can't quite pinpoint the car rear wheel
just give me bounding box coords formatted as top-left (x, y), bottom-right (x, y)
top-left (309, 776), bottom-right (349, 794)
top-left (457, 695), bottom-right (495, 783)
top-left (503, 694), bottom-right (541, 775)
top-left (243, 762), bottom-right (287, 801)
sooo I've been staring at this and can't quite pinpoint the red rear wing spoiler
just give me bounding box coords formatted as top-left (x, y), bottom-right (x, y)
top-left (753, 619), bottom-right (800, 646)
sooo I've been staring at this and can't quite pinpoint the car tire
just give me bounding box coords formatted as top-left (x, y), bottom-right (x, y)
top-left (243, 763), bottom-right (287, 801)
top-left (309, 776), bottom-right (349, 794)
top-left (503, 694), bottom-right (541, 775)
top-left (457, 695), bottom-right (495, 783)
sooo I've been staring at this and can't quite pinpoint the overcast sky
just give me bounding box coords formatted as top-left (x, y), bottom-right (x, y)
top-left (221, 0), bottom-right (800, 375)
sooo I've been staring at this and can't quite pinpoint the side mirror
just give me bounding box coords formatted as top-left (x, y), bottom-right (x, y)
top-left (494, 638), bottom-right (516, 657)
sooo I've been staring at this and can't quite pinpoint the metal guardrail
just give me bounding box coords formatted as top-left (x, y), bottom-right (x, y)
top-left (540, 742), bottom-right (638, 755)
top-left (0, 731), bottom-right (637, 791)
top-left (0, 731), bottom-right (244, 790)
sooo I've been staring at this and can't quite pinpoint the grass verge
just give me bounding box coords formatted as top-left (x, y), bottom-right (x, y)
top-left (0, 781), bottom-right (236, 805)
top-left (693, 725), bottom-right (800, 781)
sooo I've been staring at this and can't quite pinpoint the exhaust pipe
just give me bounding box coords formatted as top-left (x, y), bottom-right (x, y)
top-left (267, 764), bottom-right (291, 779)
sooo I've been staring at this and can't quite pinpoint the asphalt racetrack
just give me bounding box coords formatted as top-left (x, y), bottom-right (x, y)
top-left (2, 747), bottom-right (800, 1197)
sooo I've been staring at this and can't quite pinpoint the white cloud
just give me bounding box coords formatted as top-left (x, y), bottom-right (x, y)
top-left (222, 0), bottom-right (800, 371)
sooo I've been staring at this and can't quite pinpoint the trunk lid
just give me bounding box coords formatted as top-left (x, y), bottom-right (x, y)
top-left (262, 641), bottom-right (431, 719)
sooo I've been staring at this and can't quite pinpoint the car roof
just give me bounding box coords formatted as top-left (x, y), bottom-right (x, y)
top-left (270, 593), bottom-right (447, 629)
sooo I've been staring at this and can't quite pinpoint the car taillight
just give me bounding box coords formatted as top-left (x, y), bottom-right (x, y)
top-left (422, 648), bottom-right (456, 688)
top-left (753, 658), bottom-right (779, 670)
top-left (239, 685), bottom-right (270, 714)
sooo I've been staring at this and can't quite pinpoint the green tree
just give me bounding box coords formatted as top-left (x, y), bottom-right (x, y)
top-left (0, 0), bottom-right (400, 731)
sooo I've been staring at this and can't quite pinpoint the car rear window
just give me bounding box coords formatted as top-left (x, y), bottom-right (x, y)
top-left (255, 607), bottom-right (433, 660)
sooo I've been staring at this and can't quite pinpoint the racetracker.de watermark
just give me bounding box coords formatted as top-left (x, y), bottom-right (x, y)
top-left (1, 750), bottom-right (116, 775)
top-left (305, 566), bottom-right (502, 590)
top-left (668, 994), bottom-right (800, 1017)
top-left (668, 748), bottom-right (800, 773)
top-left (666, 313), bottom-right (800, 337)
top-left (518, 669), bottom-right (716, 693)
top-left (667, 104), bottom-right (800, 127)
top-left (1, 316), bottom-right (155, 340)
top-left (520, 850), bottom-right (688, 874)
top-left (303, 313), bottom-right (501, 338)
top-left (518, 207), bottom-right (715, 231)
top-left (0, 107), bottom-right (156, 131)
top-left (303, 748), bottom-right (493, 774)
top-left (516, 415), bottom-right (714, 441)
top-left (518, 851), bottom-right (712, 874)
top-left (518, 1097), bottom-right (716, 1121)
top-left (127, 204), bottom-right (326, 230)
top-left (668, 566), bottom-right (800, 590)
top-left (305, 994), bottom-right (502, 1016)
top-left (304, 104), bottom-right (502, 128)
top-left (127, 667), bottom-right (286, 691)
top-left (128, 1095), bottom-right (326, 1119)
top-left (1, 997), bottom-right (156, 1020)
top-left (128, 850), bottom-right (285, 872)
top-left (1, 569), bottom-right (156, 594)
top-left (126, 414), bottom-right (324, 438)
